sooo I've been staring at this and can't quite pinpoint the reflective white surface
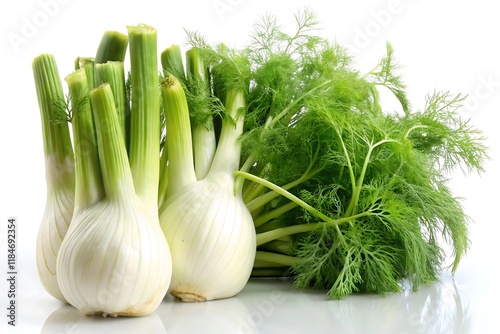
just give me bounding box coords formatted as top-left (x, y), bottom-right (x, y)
top-left (8, 271), bottom-right (499, 334)
top-left (1, 0), bottom-right (499, 333)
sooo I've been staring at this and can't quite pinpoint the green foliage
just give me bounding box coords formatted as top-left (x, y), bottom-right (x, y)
top-left (238, 9), bottom-right (489, 298)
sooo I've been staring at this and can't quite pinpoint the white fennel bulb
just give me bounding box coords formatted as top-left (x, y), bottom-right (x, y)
top-left (56, 24), bottom-right (172, 316)
top-left (160, 171), bottom-right (256, 302)
top-left (33, 54), bottom-right (75, 302)
top-left (58, 193), bottom-right (171, 316)
top-left (158, 71), bottom-right (256, 302)
top-left (36, 166), bottom-right (74, 302)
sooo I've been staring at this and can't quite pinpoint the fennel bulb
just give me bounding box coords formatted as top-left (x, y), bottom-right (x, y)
top-left (33, 31), bottom-right (132, 303)
top-left (160, 171), bottom-right (256, 302)
top-left (33, 54), bottom-right (75, 303)
top-left (158, 73), bottom-right (256, 302)
top-left (55, 25), bottom-right (171, 316)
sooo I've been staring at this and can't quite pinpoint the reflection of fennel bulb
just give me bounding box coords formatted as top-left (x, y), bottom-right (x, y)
top-left (33, 54), bottom-right (75, 303)
top-left (158, 74), bottom-right (255, 302)
top-left (41, 304), bottom-right (167, 334)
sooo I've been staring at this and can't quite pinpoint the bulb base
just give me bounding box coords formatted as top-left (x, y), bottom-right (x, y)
top-left (171, 290), bottom-right (207, 302)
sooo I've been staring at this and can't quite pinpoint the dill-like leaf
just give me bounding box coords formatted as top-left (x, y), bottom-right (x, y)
top-left (241, 10), bottom-right (488, 299)
top-left (366, 42), bottom-right (410, 114)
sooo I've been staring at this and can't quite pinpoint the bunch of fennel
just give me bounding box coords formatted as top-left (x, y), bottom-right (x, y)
top-left (234, 11), bottom-right (489, 298)
top-left (33, 25), bottom-right (171, 316)
top-left (33, 9), bottom-right (489, 310)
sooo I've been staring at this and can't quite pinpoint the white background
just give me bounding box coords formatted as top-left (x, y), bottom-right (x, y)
top-left (1, 0), bottom-right (499, 333)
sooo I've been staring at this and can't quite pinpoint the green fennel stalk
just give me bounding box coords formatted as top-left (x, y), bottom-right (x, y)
top-left (95, 62), bottom-right (129, 147)
top-left (186, 48), bottom-right (217, 180)
top-left (160, 75), bottom-right (197, 199)
top-left (94, 30), bottom-right (129, 64)
top-left (65, 69), bottom-right (103, 213)
top-left (127, 24), bottom-right (161, 215)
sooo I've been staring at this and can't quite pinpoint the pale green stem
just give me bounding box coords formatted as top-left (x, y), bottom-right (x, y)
top-left (244, 166), bottom-right (321, 212)
top-left (209, 89), bottom-right (246, 185)
top-left (158, 44), bottom-right (183, 205)
top-left (256, 219), bottom-right (289, 234)
top-left (337, 130), bottom-right (356, 202)
top-left (65, 69), bottom-right (103, 213)
top-left (236, 171), bottom-right (334, 223)
top-left (75, 58), bottom-right (95, 90)
top-left (254, 251), bottom-right (296, 267)
top-left (242, 162), bottom-right (271, 203)
top-left (243, 181), bottom-right (266, 204)
top-left (127, 24), bottom-right (160, 213)
top-left (269, 80), bottom-right (331, 129)
top-left (160, 76), bottom-right (197, 199)
top-left (345, 138), bottom-right (395, 217)
top-left (192, 127), bottom-right (217, 180)
top-left (235, 116), bottom-right (273, 193)
top-left (157, 146), bottom-right (169, 208)
top-left (404, 125), bottom-right (429, 140)
top-left (257, 224), bottom-right (318, 246)
top-left (95, 62), bottom-right (128, 147)
top-left (161, 44), bottom-right (186, 80)
top-left (245, 145), bottom-right (322, 210)
top-left (95, 30), bottom-right (129, 63)
top-left (253, 201), bottom-right (299, 228)
top-left (258, 239), bottom-right (294, 256)
top-left (236, 171), bottom-right (370, 245)
top-left (32, 54), bottom-right (75, 193)
top-left (90, 84), bottom-right (135, 201)
top-left (256, 215), bottom-right (365, 246)
top-left (186, 47), bottom-right (216, 180)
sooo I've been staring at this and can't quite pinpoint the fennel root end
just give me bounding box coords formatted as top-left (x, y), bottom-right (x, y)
top-left (171, 290), bottom-right (207, 302)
